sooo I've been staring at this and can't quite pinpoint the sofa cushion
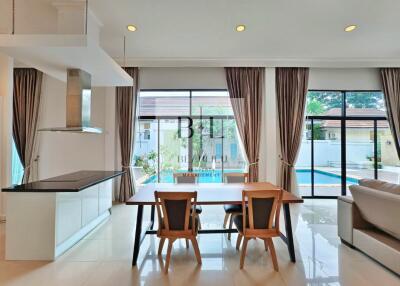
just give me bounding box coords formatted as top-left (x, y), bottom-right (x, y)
top-left (359, 179), bottom-right (400, 195)
top-left (349, 185), bottom-right (400, 240)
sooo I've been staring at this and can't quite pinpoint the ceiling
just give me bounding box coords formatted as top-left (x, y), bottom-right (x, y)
top-left (89, 0), bottom-right (400, 67)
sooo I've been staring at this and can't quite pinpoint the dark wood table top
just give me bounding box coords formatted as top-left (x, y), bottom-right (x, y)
top-left (2, 170), bottom-right (124, 192)
top-left (126, 182), bottom-right (303, 205)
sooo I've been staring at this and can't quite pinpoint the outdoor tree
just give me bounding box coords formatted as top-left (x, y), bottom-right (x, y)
top-left (307, 91), bottom-right (385, 114)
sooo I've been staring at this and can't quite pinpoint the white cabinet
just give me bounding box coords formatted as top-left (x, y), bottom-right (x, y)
top-left (81, 185), bottom-right (99, 226)
top-left (56, 193), bottom-right (82, 245)
top-left (6, 176), bottom-right (117, 260)
top-left (99, 179), bottom-right (112, 214)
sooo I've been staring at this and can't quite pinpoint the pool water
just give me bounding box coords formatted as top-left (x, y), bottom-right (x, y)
top-left (296, 169), bottom-right (358, 185)
top-left (144, 169), bottom-right (358, 185)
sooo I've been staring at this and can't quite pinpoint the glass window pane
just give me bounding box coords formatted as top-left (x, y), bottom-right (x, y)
top-left (133, 119), bottom-right (158, 184)
top-left (133, 90), bottom-right (247, 184)
top-left (222, 119), bottom-right (246, 173)
top-left (159, 119), bottom-right (189, 182)
top-left (296, 120), bottom-right (312, 196)
top-left (192, 91), bottom-right (233, 116)
top-left (378, 121), bottom-right (400, 184)
top-left (346, 91), bottom-right (385, 116)
top-left (11, 141), bottom-right (23, 185)
top-left (313, 119), bottom-right (342, 196)
top-left (306, 91), bottom-right (343, 116)
top-left (192, 118), bottom-right (223, 182)
top-left (345, 120), bottom-right (375, 194)
top-left (139, 91), bottom-right (190, 116)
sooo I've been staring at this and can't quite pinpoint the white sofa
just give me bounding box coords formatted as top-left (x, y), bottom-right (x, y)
top-left (338, 179), bottom-right (400, 274)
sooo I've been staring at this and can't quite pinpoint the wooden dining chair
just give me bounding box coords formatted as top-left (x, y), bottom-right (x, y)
top-left (155, 191), bottom-right (202, 273)
top-left (174, 172), bottom-right (202, 229)
top-left (234, 189), bottom-right (283, 271)
top-left (223, 172), bottom-right (248, 240)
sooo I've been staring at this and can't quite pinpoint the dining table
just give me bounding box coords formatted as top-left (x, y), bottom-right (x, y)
top-left (126, 182), bottom-right (304, 266)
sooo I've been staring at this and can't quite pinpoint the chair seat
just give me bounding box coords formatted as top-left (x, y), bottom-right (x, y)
top-left (224, 204), bottom-right (242, 213)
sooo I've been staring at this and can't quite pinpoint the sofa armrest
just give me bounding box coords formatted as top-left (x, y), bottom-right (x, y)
top-left (338, 196), bottom-right (371, 245)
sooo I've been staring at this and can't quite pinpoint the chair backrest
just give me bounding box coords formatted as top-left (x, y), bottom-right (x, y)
top-left (154, 191), bottom-right (197, 234)
top-left (224, 172), bottom-right (248, 183)
top-left (242, 189), bottom-right (283, 237)
top-left (174, 172), bottom-right (198, 184)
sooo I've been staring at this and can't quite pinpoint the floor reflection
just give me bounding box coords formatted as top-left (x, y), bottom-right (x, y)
top-left (0, 200), bottom-right (399, 286)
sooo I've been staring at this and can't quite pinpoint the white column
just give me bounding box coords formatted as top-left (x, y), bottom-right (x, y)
top-left (104, 87), bottom-right (120, 199)
top-left (259, 67), bottom-right (278, 184)
top-left (104, 87), bottom-right (117, 171)
top-left (0, 53), bottom-right (14, 220)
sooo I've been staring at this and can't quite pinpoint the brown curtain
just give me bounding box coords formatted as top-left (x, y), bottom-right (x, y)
top-left (13, 68), bottom-right (43, 183)
top-left (225, 67), bottom-right (264, 182)
top-left (116, 67), bottom-right (139, 202)
top-left (380, 68), bottom-right (400, 159)
top-left (276, 67), bottom-right (309, 193)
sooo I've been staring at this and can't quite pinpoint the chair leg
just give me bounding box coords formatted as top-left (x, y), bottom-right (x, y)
top-left (165, 239), bottom-right (175, 273)
top-left (223, 213), bottom-right (229, 228)
top-left (228, 214), bottom-right (234, 240)
top-left (185, 239), bottom-right (189, 249)
top-left (267, 238), bottom-right (279, 272)
top-left (190, 237), bottom-right (202, 265)
top-left (197, 215), bottom-right (202, 230)
top-left (158, 238), bottom-right (165, 255)
top-left (236, 234), bottom-right (243, 250)
top-left (264, 239), bottom-right (269, 252)
top-left (240, 238), bottom-right (249, 269)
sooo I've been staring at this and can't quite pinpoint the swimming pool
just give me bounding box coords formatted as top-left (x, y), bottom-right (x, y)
top-left (296, 169), bottom-right (358, 185)
top-left (144, 169), bottom-right (359, 185)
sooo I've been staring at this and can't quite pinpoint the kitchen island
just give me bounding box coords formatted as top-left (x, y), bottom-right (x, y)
top-left (2, 170), bottom-right (123, 260)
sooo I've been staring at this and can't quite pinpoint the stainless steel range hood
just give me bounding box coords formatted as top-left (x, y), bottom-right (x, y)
top-left (39, 69), bottom-right (102, 134)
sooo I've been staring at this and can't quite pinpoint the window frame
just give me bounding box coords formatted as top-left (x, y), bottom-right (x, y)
top-left (135, 89), bottom-right (244, 183)
top-left (304, 89), bottom-right (388, 199)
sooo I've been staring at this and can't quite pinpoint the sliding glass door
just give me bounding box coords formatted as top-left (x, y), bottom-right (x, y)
top-left (133, 90), bottom-right (246, 184)
top-left (297, 90), bottom-right (400, 198)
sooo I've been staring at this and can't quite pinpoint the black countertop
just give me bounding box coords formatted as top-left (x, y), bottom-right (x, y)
top-left (2, 170), bottom-right (124, 192)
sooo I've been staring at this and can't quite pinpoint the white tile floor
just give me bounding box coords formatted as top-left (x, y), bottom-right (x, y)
top-left (0, 199), bottom-right (399, 286)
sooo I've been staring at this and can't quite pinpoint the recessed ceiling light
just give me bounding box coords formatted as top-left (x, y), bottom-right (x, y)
top-left (236, 25), bottom-right (246, 32)
top-left (127, 25), bottom-right (137, 32)
top-left (344, 25), bottom-right (357, 32)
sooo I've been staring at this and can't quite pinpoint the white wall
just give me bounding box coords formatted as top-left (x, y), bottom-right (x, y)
top-left (0, 54), bottom-right (13, 220)
top-left (140, 67), bottom-right (227, 90)
top-left (36, 75), bottom-right (107, 179)
top-left (0, 0), bottom-right (58, 34)
top-left (259, 68), bottom-right (278, 184)
top-left (308, 68), bottom-right (382, 90)
top-left (297, 140), bottom-right (374, 167)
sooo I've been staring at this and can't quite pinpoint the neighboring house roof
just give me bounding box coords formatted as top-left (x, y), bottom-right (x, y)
top-left (322, 108), bottom-right (387, 117)
top-left (320, 108), bottom-right (389, 128)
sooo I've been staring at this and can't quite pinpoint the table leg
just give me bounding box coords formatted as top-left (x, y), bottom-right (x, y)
top-left (150, 205), bottom-right (155, 230)
top-left (283, 203), bottom-right (296, 262)
top-left (132, 205), bottom-right (144, 266)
